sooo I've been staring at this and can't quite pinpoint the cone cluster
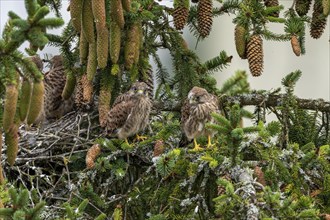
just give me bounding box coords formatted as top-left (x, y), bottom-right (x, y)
top-left (247, 34), bottom-right (263, 77)
top-left (197, 0), bottom-right (213, 38)
top-left (310, 0), bottom-right (327, 39)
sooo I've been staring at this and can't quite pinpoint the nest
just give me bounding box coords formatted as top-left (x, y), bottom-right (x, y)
top-left (1, 110), bottom-right (101, 197)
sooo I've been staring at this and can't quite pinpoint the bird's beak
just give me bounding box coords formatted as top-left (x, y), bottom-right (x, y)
top-left (137, 89), bottom-right (144, 94)
top-left (189, 97), bottom-right (195, 104)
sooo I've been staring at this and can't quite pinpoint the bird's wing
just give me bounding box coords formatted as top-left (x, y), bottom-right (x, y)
top-left (106, 99), bottom-right (135, 135)
top-left (112, 92), bottom-right (131, 106)
top-left (180, 98), bottom-right (190, 128)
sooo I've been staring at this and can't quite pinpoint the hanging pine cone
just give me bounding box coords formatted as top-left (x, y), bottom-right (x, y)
top-left (295, 0), bottom-right (312, 16)
top-left (264, 0), bottom-right (280, 17)
top-left (310, 0), bottom-right (328, 39)
top-left (247, 34), bottom-right (263, 77)
top-left (173, 6), bottom-right (189, 30)
top-left (74, 76), bottom-right (85, 108)
top-left (173, 0), bottom-right (190, 30)
top-left (323, 0), bottom-right (330, 15)
top-left (234, 25), bottom-right (247, 59)
top-left (197, 0), bottom-right (213, 38)
top-left (290, 35), bottom-right (301, 56)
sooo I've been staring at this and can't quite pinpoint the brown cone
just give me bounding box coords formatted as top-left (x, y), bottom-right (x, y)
top-left (81, 74), bottom-right (93, 103)
top-left (247, 34), bottom-right (263, 77)
top-left (173, 6), bottom-right (189, 30)
top-left (197, 0), bottom-right (213, 38)
top-left (153, 140), bottom-right (165, 157)
top-left (86, 144), bottom-right (101, 169)
top-left (291, 35), bottom-right (301, 56)
top-left (295, 0), bottom-right (312, 16)
top-left (310, 0), bottom-right (327, 39)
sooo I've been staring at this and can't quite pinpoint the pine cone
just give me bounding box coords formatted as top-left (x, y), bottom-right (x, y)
top-left (197, 0), bottom-right (213, 38)
top-left (98, 86), bottom-right (111, 127)
top-left (92, 0), bottom-right (106, 31)
top-left (5, 124), bottom-right (19, 167)
top-left (81, 74), bottom-right (93, 103)
top-left (86, 144), bottom-right (101, 169)
top-left (79, 34), bottom-right (88, 64)
top-left (81, 0), bottom-right (95, 44)
top-left (173, 6), bottom-right (189, 30)
top-left (74, 76), bottom-right (85, 108)
top-left (247, 34), bottom-right (263, 77)
top-left (323, 0), bottom-right (330, 15)
top-left (87, 43), bottom-right (97, 81)
top-left (310, 0), bottom-right (327, 39)
top-left (254, 166), bottom-right (266, 186)
top-left (62, 71), bottom-right (76, 100)
top-left (97, 27), bottom-right (109, 68)
top-left (234, 25), bottom-right (247, 59)
top-left (291, 35), bottom-right (301, 56)
top-left (153, 140), bottom-right (165, 157)
top-left (264, 0), bottom-right (280, 17)
top-left (27, 81), bottom-right (45, 125)
top-left (3, 84), bottom-right (19, 132)
top-left (70, 0), bottom-right (83, 33)
top-left (295, 0), bottom-right (312, 16)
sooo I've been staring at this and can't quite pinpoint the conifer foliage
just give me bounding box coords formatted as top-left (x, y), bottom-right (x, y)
top-left (0, 0), bottom-right (329, 219)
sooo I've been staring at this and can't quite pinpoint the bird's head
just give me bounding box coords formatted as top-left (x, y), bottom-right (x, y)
top-left (50, 55), bottom-right (63, 69)
top-left (188, 86), bottom-right (209, 105)
top-left (129, 82), bottom-right (149, 97)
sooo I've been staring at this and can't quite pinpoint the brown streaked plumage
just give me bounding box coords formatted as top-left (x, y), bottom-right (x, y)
top-left (106, 82), bottom-right (152, 141)
top-left (43, 55), bottom-right (74, 119)
top-left (30, 55), bottom-right (44, 71)
top-left (34, 55), bottom-right (74, 123)
top-left (181, 86), bottom-right (219, 151)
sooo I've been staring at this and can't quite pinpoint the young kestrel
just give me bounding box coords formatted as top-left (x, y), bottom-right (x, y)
top-left (181, 86), bottom-right (220, 151)
top-left (105, 82), bottom-right (152, 143)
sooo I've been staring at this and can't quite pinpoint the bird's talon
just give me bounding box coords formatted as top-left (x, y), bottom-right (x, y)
top-left (191, 145), bottom-right (204, 152)
top-left (134, 134), bottom-right (148, 142)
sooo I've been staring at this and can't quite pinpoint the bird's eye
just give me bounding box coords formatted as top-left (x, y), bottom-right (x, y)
top-left (132, 87), bottom-right (137, 91)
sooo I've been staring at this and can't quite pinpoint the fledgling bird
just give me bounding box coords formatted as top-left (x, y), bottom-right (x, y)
top-left (105, 82), bottom-right (152, 144)
top-left (181, 86), bottom-right (220, 151)
top-left (31, 55), bottom-right (79, 125)
top-left (42, 55), bottom-right (74, 120)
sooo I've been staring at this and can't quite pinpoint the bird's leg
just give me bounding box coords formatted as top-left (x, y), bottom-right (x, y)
top-left (134, 134), bottom-right (148, 142)
top-left (206, 135), bottom-right (216, 149)
top-left (191, 138), bottom-right (204, 151)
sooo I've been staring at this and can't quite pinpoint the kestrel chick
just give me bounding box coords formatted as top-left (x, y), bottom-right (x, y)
top-left (181, 86), bottom-right (219, 151)
top-left (106, 82), bottom-right (152, 143)
top-left (43, 55), bottom-right (74, 119)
